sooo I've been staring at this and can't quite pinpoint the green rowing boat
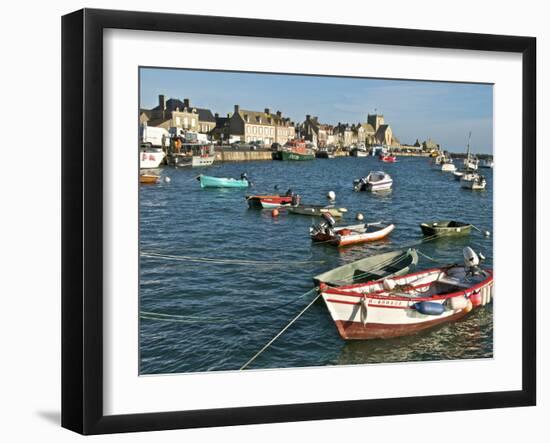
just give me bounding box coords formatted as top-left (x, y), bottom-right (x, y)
top-left (420, 220), bottom-right (472, 237)
top-left (313, 248), bottom-right (418, 286)
top-left (288, 204), bottom-right (347, 217)
top-left (197, 175), bottom-right (249, 188)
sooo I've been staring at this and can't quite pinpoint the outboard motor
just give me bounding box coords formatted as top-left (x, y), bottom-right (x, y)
top-left (291, 193), bottom-right (300, 207)
top-left (240, 172), bottom-right (248, 181)
top-left (463, 246), bottom-right (484, 276)
top-left (322, 212), bottom-right (336, 227)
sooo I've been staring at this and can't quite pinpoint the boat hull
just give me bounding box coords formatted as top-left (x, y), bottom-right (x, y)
top-left (321, 267), bottom-right (493, 340)
top-left (139, 174), bottom-right (160, 184)
top-left (171, 154), bottom-right (215, 167)
top-left (312, 224), bottom-right (395, 247)
top-left (199, 175), bottom-right (249, 188)
top-left (288, 205), bottom-right (345, 217)
top-left (280, 150), bottom-right (315, 161)
top-left (247, 195), bottom-right (293, 209)
top-left (420, 222), bottom-right (472, 237)
top-left (140, 150), bottom-right (165, 168)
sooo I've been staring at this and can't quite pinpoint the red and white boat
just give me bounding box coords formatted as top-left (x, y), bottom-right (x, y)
top-left (246, 194), bottom-right (298, 209)
top-left (310, 218), bottom-right (395, 247)
top-left (319, 248), bottom-right (493, 340)
top-left (379, 154), bottom-right (397, 163)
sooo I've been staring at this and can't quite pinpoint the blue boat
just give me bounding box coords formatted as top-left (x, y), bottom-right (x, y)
top-left (198, 174), bottom-right (250, 188)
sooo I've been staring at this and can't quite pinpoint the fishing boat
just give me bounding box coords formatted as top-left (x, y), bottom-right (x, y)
top-left (168, 142), bottom-right (216, 167)
top-left (319, 247), bottom-right (493, 340)
top-left (139, 144), bottom-right (165, 169)
top-left (479, 158), bottom-right (494, 168)
top-left (461, 174), bottom-right (487, 190)
top-left (420, 220), bottom-right (472, 237)
top-left (273, 139), bottom-right (315, 161)
top-left (246, 193), bottom-right (299, 209)
top-left (310, 214), bottom-right (395, 247)
top-left (197, 174), bottom-right (249, 188)
top-left (354, 171), bottom-right (393, 192)
top-left (139, 173), bottom-right (160, 184)
top-left (316, 147), bottom-right (335, 159)
top-left (288, 204), bottom-right (347, 218)
top-left (351, 146), bottom-right (368, 157)
top-left (313, 248), bottom-right (419, 286)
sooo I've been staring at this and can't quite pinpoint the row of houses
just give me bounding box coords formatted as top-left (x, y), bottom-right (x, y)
top-left (139, 94), bottom-right (401, 148)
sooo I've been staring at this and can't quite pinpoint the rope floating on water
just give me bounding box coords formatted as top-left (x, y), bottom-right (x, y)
top-left (141, 251), bottom-right (325, 266)
top-left (240, 292), bottom-right (321, 370)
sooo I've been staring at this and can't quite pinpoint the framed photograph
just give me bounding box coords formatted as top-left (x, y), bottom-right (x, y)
top-left (62, 8), bottom-right (536, 435)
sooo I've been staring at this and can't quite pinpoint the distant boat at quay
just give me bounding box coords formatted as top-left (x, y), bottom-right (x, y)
top-left (168, 142), bottom-right (216, 167)
top-left (272, 139), bottom-right (315, 160)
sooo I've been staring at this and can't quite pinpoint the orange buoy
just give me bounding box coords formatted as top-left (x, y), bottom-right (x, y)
top-left (271, 209), bottom-right (279, 217)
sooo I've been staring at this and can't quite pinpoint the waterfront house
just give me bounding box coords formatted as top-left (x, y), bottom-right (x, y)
top-left (229, 105), bottom-right (295, 145)
top-left (301, 115), bottom-right (334, 147)
top-left (140, 95), bottom-right (216, 134)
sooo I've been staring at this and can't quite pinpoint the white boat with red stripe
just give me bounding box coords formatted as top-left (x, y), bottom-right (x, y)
top-left (319, 247), bottom-right (493, 340)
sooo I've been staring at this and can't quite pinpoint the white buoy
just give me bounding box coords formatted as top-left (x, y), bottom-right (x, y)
top-left (356, 213), bottom-right (364, 221)
top-left (484, 230), bottom-right (490, 237)
top-left (327, 191), bottom-right (336, 200)
top-left (164, 176), bottom-right (171, 183)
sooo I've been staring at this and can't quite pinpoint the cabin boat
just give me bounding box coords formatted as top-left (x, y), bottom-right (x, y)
top-left (310, 218), bottom-right (395, 247)
top-left (371, 144), bottom-right (384, 157)
top-left (316, 148), bottom-right (335, 159)
top-left (139, 144), bottom-right (165, 169)
top-left (319, 248), bottom-right (493, 340)
top-left (313, 249), bottom-right (419, 287)
top-left (354, 171), bottom-right (393, 192)
top-left (246, 193), bottom-right (299, 209)
top-left (197, 174), bottom-right (249, 188)
top-left (420, 220), bottom-right (472, 237)
top-left (440, 156), bottom-right (456, 172)
top-left (168, 143), bottom-right (216, 167)
top-left (288, 204), bottom-right (347, 218)
top-left (461, 174), bottom-right (487, 190)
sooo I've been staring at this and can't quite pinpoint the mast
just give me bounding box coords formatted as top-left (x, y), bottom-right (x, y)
top-left (466, 131), bottom-right (472, 167)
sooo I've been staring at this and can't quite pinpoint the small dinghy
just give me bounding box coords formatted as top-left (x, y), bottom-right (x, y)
top-left (420, 220), bottom-right (472, 237)
top-left (288, 204), bottom-right (347, 218)
top-left (440, 156), bottom-right (456, 172)
top-left (198, 173), bottom-right (249, 188)
top-left (246, 191), bottom-right (300, 209)
top-left (379, 154), bottom-right (397, 163)
top-left (310, 213), bottom-right (395, 247)
top-left (313, 248), bottom-right (419, 286)
top-left (139, 173), bottom-right (160, 184)
top-left (354, 171), bottom-right (393, 192)
top-left (319, 247), bottom-right (493, 340)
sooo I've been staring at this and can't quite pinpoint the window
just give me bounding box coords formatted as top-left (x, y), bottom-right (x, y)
top-left (191, 119), bottom-right (196, 127)
top-left (175, 116), bottom-right (181, 125)
top-left (183, 117), bottom-right (188, 128)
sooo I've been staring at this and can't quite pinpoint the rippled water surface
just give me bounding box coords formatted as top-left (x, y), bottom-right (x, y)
top-left (139, 156), bottom-right (493, 374)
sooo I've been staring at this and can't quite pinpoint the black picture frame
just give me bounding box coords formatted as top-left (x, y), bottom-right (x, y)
top-left (62, 8), bottom-right (537, 435)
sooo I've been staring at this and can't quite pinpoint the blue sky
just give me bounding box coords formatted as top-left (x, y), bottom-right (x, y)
top-left (140, 68), bottom-right (493, 153)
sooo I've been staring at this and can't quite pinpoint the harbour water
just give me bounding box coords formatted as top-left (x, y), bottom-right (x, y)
top-left (139, 156), bottom-right (493, 374)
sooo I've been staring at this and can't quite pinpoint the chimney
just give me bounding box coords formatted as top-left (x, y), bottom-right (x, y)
top-left (215, 113), bottom-right (219, 118)
top-left (276, 111), bottom-right (282, 117)
top-left (234, 104), bottom-right (240, 114)
top-left (183, 98), bottom-right (190, 109)
top-left (306, 114), bottom-right (311, 120)
top-left (158, 94), bottom-right (166, 110)
top-left (265, 108), bottom-right (271, 114)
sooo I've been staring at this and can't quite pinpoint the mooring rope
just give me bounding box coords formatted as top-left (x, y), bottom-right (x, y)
top-left (141, 251), bottom-right (325, 266)
top-left (240, 292), bottom-right (321, 370)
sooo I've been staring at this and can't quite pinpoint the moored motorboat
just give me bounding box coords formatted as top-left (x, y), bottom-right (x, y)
top-left (440, 156), bottom-right (456, 172)
top-left (313, 248), bottom-right (419, 286)
top-left (379, 154), bottom-right (397, 162)
top-left (461, 174), bottom-right (486, 190)
top-left (198, 174), bottom-right (249, 188)
top-left (246, 192), bottom-right (299, 209)
top-left (420, 220), bottom-right (472, 237)
top-left (310, 214), bottom-right (395, 247)
top-left (288, 204), bottom-right (347, 218)
top-left (168, 142), bottom-right (216, 167)
top-left (274, 139), bottom-right (315, 161)
top-left (319, 247), bottom-right (493, 340)
top-left (354, 171), bottom-right (393, 192)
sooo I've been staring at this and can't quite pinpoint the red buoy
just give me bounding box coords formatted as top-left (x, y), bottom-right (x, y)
top-left (271, 209), bottom-right (279, 217)
top-left (470, 292), bottom-right (482, 307)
